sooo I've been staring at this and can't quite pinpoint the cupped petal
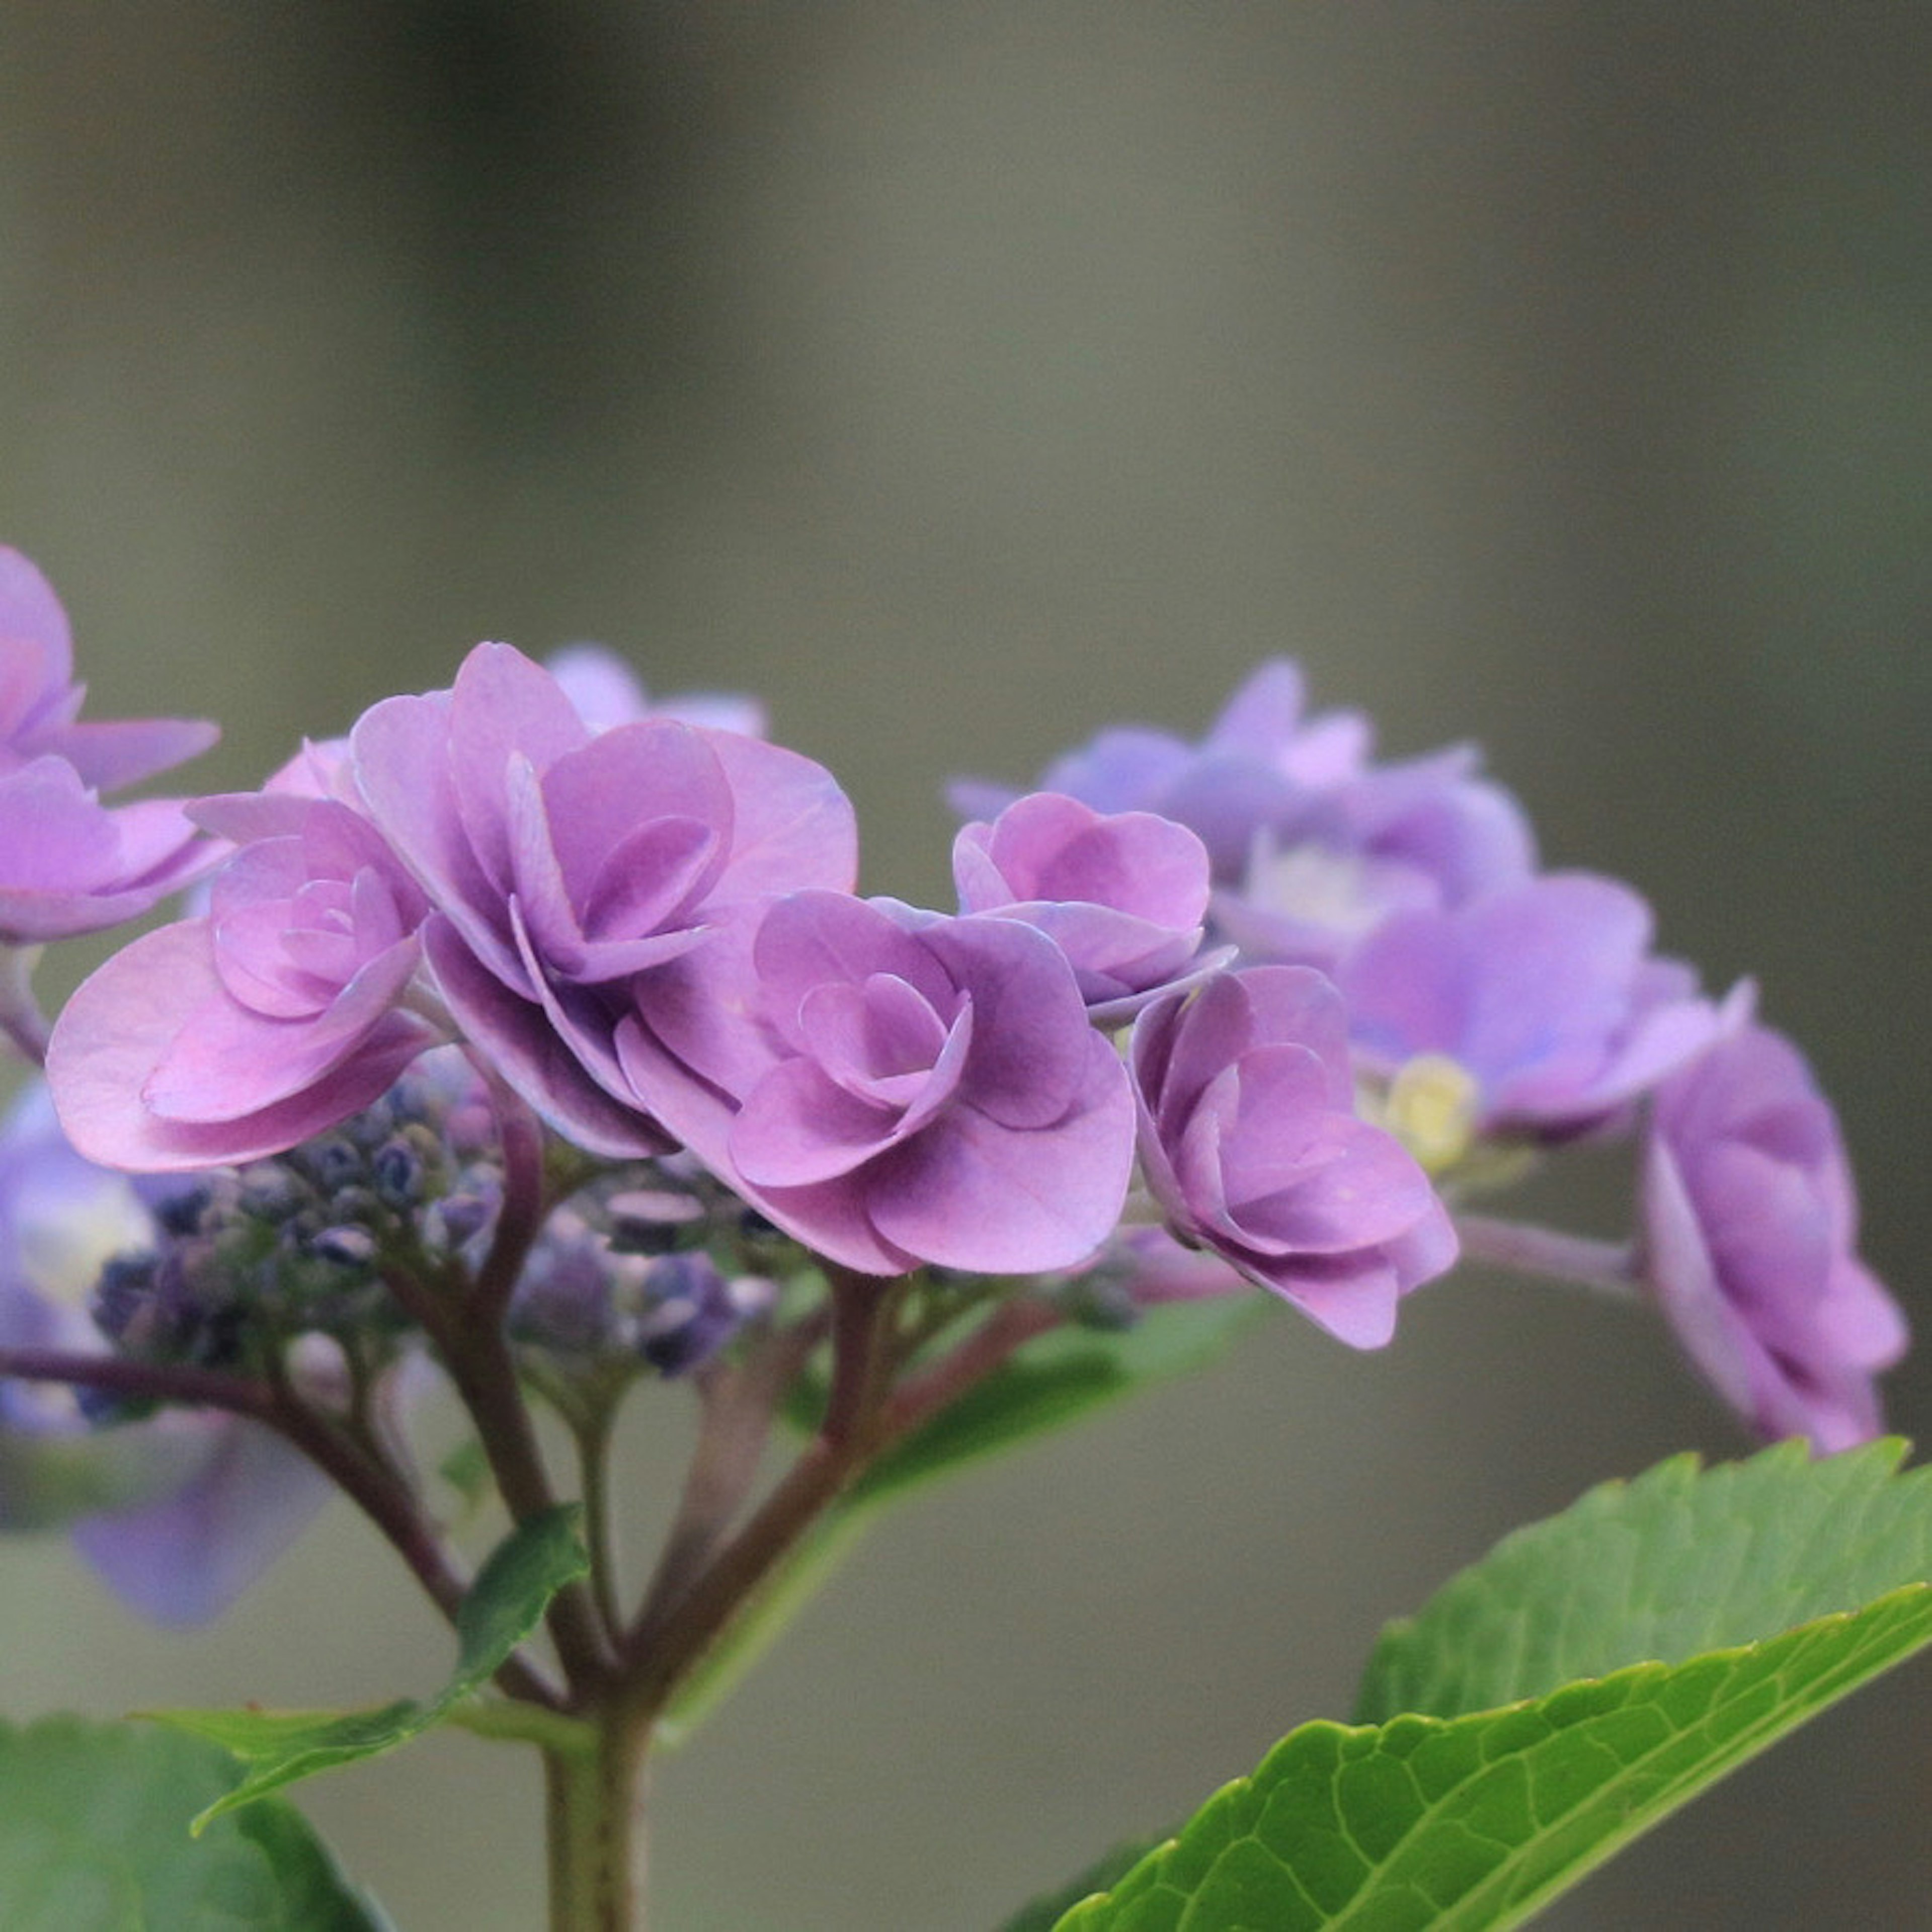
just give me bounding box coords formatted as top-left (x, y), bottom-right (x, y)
top-left (865, 1029), bottom-right (1134, 1272)
top-left (142, 935), bottom-right (424, 1122)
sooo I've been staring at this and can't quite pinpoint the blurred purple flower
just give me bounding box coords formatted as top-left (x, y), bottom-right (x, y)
top-left (48, 795), bottom-right (442, 1169)
top-left (0, 549), bottom-right (219, 944)
top-left (1642, 1020), bottom-right (1907, 1451)
top-left (0, 547), bottom-right (216, 789)
top-left (1130, 966), bottom-right (1457, 1347)
top-left (353, 643), bottom-right (855, 1157)
top-left (953, 660), bottom-right (1368, 879)
top-left (546, 642), bottom-right (767, 740)
top-left (952, 792), bottom-right (1219, 1021)
top-left (619, 891), bottom-right (1136, 1277)
top-left (1214, 746), bottom-right (1535, 973)
top-left (0, 1083), bottom-right (329, 1624)
top-left (1339, 873), bottom-right (1727, 1144)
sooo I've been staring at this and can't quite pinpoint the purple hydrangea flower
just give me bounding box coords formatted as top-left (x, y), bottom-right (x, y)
top-left (951, 792), bottom-right (1220, 1022)
top-left (48, 793), bottom-right (443, 1170)
top-left (352, 643), bottom-right (856, 1157)
top-left (1130, 966), bottom-right (1457, 1347)
top-left (1642, 1020), bottom-right (1907, 1451)
top-left (0, 549), bottom-right (219, 943)
top-left (955, 660), bottom-right (1534, 973)
top-left (1213, 745), bottom-right (1536, 973)
top-left (954, 661), bottom-right (1369, 879)
top-left (0, 1083), bottom-right (330, 1624)
top-left (617, 891), bottom-right (1137, 1276)
top-left (1338, 873), bottom-right (1728, 1148)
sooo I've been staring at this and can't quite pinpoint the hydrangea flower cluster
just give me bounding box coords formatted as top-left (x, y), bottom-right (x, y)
top-left (0, 549), bottom-right (1906, 1636)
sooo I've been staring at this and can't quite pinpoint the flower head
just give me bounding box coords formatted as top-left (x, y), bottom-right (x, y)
top-left (951, 792), bottom-right (1219, 1021)
top-left (618, 891), bottom-right (1137, 1276)
top-left (1642, 1019), bottom-right (1907, 1451)
top-left (47, 793), bottom-right (442, 1170)
top-left (1130, 966), bottom-right (1457, 1346)
top-left (353, 642), bottom-right (855, 1156)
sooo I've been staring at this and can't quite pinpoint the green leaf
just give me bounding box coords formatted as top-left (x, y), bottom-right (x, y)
top-left (1041, 1441), bottom-right (1932, 1929)
top-left (997, 1838), bottom-right (1165, 1932)
top-left (1053, 1588), bottom-right (1932, 1930)
top-left (0, 1716), bottom-right (390, 1931)
top-left (148, 1503), bottom-right (588, 1830)
top-left (1356, 1437), bottom-right (1932, 1721)
top-left (849, 1296), bottom-right (1263, 1513)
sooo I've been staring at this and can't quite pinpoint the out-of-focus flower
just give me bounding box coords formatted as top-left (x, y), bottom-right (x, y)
top-left (1130, 966), bottom-right (1457, 1347)
top-left (1339, 873), bottom-right (1728, 1161)
top-left (0, 1083), bottom-right (330, 1624)
top-left (952, 792), bottom-right (1219, 1022)
top-left (546, 643), bottom-right (767, 740)
top-left (954, 659), bottom-right (1534, 974)
top-left (619, 891), bottom-right (1136, 1277)
top-left (353, 643), bottom-right (854, 1156)
top-left (0, 547), bottom-right (216, 788)
top-left (1641, 1020), bottom-right (1907, 1451)
top-left (47, 794), bottom-right (443, 1169)
top-left (0, 549), bottom-right (219, 944)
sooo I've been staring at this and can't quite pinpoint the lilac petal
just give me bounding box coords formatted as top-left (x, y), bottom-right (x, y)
top-left (191, 789), bottom-right (324, 847)
top-left (1040, 727), bottom-right (1193, 816)
top-left (704, 728), bottom-right (860, 898)
top-left (752, 894), bottom-right (950, 1053)
top-left (1461, 875), bottom-right (1653, 1091)
top-left (802, 973), bottom-right (950, 1103)
top-left (0, 757), bottom-right (121, 887)
top-left (446, 643), bottom-right (589, 891)
top-left (731, 1057), bottom-right (904, 1186)
top-left (46, 716), bottom-right (219, 793)
top-left (866, 1032), bottom-right (1134, 1272)
top-left (354, 692), bottom-right (505, 932)
top-left (925, 916), bottom-right (1092, 1131)
top-left (49, 924), bottom-right (438, 1170)
top-left (540, 720), bottom-right (733, 913)
top-left (1202, 660), bottom-right (1307, 757)
top-left (1268, 1251), bottom-right (1403, 1349)
top-left (0, 546), bottom-right (72, 696)
top-left (423, 916), bottom-right (669, 1158)
top-left (72, 1419), bottom-right (333, 1627)
top-left (142, 936), bottom-right (424, 1122)
top-left (1339, 908), bottom-right (1470, 1070)
top-left (1237, 966), bottom-right (1354, 1102)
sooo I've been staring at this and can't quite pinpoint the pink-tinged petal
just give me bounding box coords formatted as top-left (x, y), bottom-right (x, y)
top-left (45, 716), bottom-right (219, 792)
top-left (72, 1418), bottom-right (333, 1627)
top-left (752, 894), bottom-right (949, 1053)
top-left (704, 729), bottom-right (859, 898)
top-left (1267, 1252), bottom-right (1402, 1349)
top-left (49, 924), bottom-right (436, 1170)
top-left (192, 790), bottom-right (327, 846)
top-left (581, 817), bottom-right (720, 948)
top-left (746, 1173), bottom-right (921, 1278)
top-left (446, 643), bottom-right (590, 891)
top-left (504, 752), bottom-right (588, 974)
top-left (0, 758), bottom-right (121, 887)
top-left (539, 720), bottom-right (733, 911)
top-left (865, 1033), bottom-right (1134, 1272)
top-left (0, 547), bottom-right (73, 696)
top-left (142, 935), bottom-right (424, 1122)
top-left (731, 1057), bottom-right (902, 1186)
top-left (423, 915), bottom-right (669, 1158)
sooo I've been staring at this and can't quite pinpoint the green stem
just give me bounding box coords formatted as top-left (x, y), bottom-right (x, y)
top-left (543, 1717), bottom-right (653, 1932)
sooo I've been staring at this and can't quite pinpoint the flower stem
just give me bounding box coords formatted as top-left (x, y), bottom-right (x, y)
top-left (0, 945), bottom-right (51, 1065)
top-left (1453, 1213), bottom-right (1640, 1298)
top-left (543, 1718), bottom-right (652, 1932)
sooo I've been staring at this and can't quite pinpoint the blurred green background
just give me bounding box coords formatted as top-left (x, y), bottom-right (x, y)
top-left (2, 6), bottom-right (1928, 1927)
